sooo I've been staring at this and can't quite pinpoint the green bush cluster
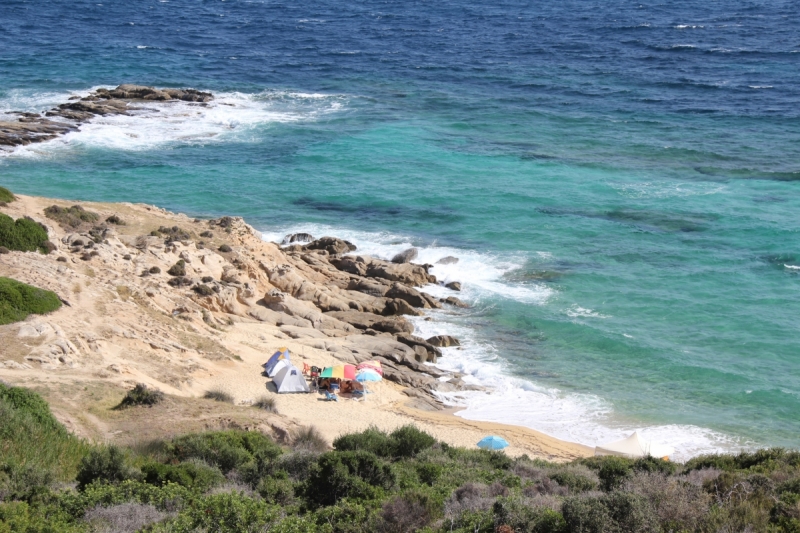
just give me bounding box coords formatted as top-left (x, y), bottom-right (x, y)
top-left (0, 277), bottom-right (62, 325)
top-left (3, 383), bottom-right (800, 533)
top-left (43, 205), bottom-right (99, 229)
top-left (0, 214), bottom-right (51, 254)
top-left (116, 384), bottom-right (164, 409)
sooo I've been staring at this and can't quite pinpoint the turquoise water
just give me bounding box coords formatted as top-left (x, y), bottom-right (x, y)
top-left (1, 0), bottom-right (799, 457)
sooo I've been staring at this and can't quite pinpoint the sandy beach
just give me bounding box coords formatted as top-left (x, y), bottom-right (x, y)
top-left (0, 194), bottom-right (592, 461)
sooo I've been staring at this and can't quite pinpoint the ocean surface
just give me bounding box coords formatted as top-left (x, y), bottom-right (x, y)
top-left (1, 0), bottom-right (799, 459)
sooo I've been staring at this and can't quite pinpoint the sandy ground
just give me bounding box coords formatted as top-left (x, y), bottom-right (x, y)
top-left (0, 194), bottom-right (592, 461)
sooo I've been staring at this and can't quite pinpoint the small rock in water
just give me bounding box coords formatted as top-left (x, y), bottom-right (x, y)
top-left (282, 232), bottom-right (315, 245)
top-left (436, 256), bottom-right (459, 265)
top-left (445, 281), bottom-right (461, 291)
top-left (392, 247), bottom-right (418, 264)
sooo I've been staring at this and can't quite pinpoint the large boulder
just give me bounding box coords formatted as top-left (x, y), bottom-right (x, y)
top-left (391, 248), bottom-right (418, 264)
top-left (305, 237), bottom-right (356, 255)
top-left (385, 283), bottom-right (440, 309)
top-left (436, 256), bottom-right (459, 265)
top-left (282, 233), bottom-right (314, 244)
top-left (445, 281), bottom-right (461, 291)
top-left (441, 296), bottom-right (470, 308)
top-left (263, 289), bottom-right (355, 332)
top-left (427, 335), bottom-right (461, 348)
top-left (394, 334), bottom-right (441, 363)
top-left (382, 298), bottom-right (424, 317)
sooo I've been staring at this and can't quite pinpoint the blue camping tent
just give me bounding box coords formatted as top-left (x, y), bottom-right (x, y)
top-left (264, 348), bottom-right (290, 375)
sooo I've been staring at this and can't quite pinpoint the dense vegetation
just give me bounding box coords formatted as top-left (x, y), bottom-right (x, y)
top-left (1, 382), bottom-right (799, 532)
top-left (0, 214), bottom-right (52, 254)
top-left (0, 277), bottom-right (62, 325)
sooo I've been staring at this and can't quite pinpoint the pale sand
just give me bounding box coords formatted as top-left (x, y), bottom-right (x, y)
top-left (0, 194), bottom-right (593, 462)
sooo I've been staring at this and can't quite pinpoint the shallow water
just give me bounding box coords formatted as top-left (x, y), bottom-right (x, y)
top-left (2, 0), bottom-right (799, 459)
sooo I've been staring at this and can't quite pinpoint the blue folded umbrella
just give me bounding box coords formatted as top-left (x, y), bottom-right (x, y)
top-left (477, 436), bottom-right (509, 450)
top-left (356, 369), bottom-right (382, 382)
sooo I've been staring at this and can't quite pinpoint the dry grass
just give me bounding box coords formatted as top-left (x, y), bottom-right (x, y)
top-left (203, 389), bottom-right (234, 403)
top-left (253, 396), bottom-right (278, 413)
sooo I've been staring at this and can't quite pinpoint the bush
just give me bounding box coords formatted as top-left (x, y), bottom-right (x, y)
top-left (416, 462), bottom-right (443, 486)
top-left (192, 284), bottom-right (214, 296)
top-left (165, 430), bottom-right (282, 475)
top-left (0, 277), bottom-right (62, 325)
top-left (0, 462), bottom-right (54, 502)
top-left (0, 187), bottom-right (15, 203)
top-left (105, 215), bottom-right (125, 225)
top-left (141, 460), bottom-right (224, 492)
top-left (158, 491), bottom-right (279, 533)
top-left (376, 492), bottom-right (433, 533)
top-left (153, 226), bottom-right (190, 243)
top-left (116, 384), bottom-right (164, 409)
top-left (0, 213), bottom-right (51, 253)
top-left (218, 244), bottom-right (232, 253)
top-left (562, 492), bottom-right (659, 533)
top-left (547, 466), bottom-right (598, 493)
top-left (333, 426), bottom-right (392, 456)
top-left (200, 231), bottom-right (213, 238)
top-left (389, 425), bottom-right (436, 459)
top-left (76, 446), bottom-right (140, 490)
top-left (257, 475), bottom-right (295, 505)
top-left (148, 266), bottom-right (161, 274)
top-left (301, 451), bottom-right (395, 507)
top-left (167, 276), bottom-right (192, 287)
top-left (276, 451), bottom-right (321, 482)
top-left (43, 205), bottom-right (99, 228)
top-left (203, 389), bottom-right (233, 403)
top-left (582, 455), bottom-right (634, 491)
top-left (292, 426), bottom-right (327, 452)
top-left (201, 275), bottom-right (214, 283)
top-left (167, 260), bottom-right (186, 277)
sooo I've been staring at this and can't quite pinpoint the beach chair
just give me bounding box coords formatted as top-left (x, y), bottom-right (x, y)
top-left (324, 391), bottom-right (338, 402)
top-left (302, 362), bottom-right (311, 375)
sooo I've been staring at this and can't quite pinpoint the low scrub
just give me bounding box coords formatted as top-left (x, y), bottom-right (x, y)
top-left (116, 384), bottom-right (164, 409)
top-left (202, 389), bottom-right (233, 403)
top-left (0, 213), bottom-right (52, 253)
top-left (253, 396), bottom-right (277, 413)
top-left (0, 277), bottom-right (62, 325)
top-left (3, 384), bottom-right (800, 533)
top-left (43, 204), bottom-right (99, 229)
top-left (292, 426), bottom-right (327, 452)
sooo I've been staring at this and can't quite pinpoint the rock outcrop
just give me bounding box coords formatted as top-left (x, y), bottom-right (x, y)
top-left (0, 85), bottom-right (214, 148)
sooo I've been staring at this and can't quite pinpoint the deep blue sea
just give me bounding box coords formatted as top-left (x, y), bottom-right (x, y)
top-left (1, 0), bottom-right (799, 458)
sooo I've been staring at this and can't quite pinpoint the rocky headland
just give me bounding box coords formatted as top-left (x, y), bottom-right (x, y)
top-left (0, 193), bottom-right (591, 460)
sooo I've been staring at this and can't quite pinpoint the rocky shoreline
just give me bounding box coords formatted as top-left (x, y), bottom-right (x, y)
top-left (0, 84), bottom-right (213, 148)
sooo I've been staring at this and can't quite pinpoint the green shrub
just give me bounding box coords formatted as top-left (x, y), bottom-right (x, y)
top-left (492, 497), bottom-right (566, 533)
top-left (685, 448), bottom-right (800, 474)
top-left (218, 244), bottom-right (232, 253)
top-left (389, 426), bottom-right (436, 459)
top-left (43, 205), bottom-right (98, 229)
top-left (167, 260), bottom-right (186, 277)
top-left (301, 451), bottom-right (395, 507)
top-left (76, 446), bottom-right (140, 490)
top-left (192, 284), bottom-right (213, 296)
top-left (116, 384), bottom-right (164, 409)
top-left (0, 214), bottom-right (51, 253)
top-left (0, 383), bottom-right (88, 482)
top-left (562, 492), bottom-right (659, 533)
top-left (152, 491), bottom-right (280, 533)
top-left (165, 430), bottom-right (281, 475)
top-left (0, 187), bottom-right (15, 203)
top-left (0, 462), bottom-right (54, 502)
top-left (141, 460), bottom-right (223, 492)
top-left (547, 467), bottom-right (598, 493)
top-left (581, 455), bottom-right (633, 491)
top-left (333, 426), bottom-right (392, 456)
top-left (0, 501), bottom-right (85, 533)
top-left (105, 215), bottom-right (124, 225)
top-left (0, 277), bottom-right (62, 325)
top-left (257, 474), bottom-right (295, 505)
top-left (416, 462), bottom-right (443, 486)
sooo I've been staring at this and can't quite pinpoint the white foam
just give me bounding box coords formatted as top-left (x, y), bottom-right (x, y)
top-left (260, 223), bottom-right (742, 460)
top-left (785, 264), bottom-right (800, 270)
top-left (749, 85), bottom-right (773, 89)
top-left (0, 87), bottom-right (348, 158)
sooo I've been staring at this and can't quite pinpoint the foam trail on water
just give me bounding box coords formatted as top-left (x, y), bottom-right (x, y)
top-left (261, 223), bottom-right (743, 460)
top-left (0, 87), bottom-right (348, 158)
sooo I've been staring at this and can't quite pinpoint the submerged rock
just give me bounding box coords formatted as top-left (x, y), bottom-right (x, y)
top-left (445, 281), bottom-right (461, 291)
top-left (282, 232), bottom-right (315, 245)
top-left (436, 256), bottom-right (459, 265)
top-left (427, 335), bottom-right (461, 348)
